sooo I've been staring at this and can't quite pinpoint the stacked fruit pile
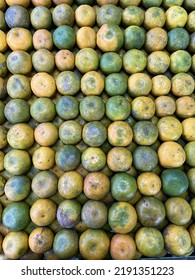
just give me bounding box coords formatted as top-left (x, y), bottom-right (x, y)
top-left (0, 0), bottom-right (195, 260)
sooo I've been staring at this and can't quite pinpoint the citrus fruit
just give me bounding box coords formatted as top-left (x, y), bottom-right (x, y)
top-left (108, 201), bottom-right (137, 233)
top-left (55, 49), bottom-right (75, 71)
top-left (81, 71), bottom-right (104, 96)
top-left (5, 5), bottom-right (30, 28)
top-left (6, 74), bottom-right (31, 100)
top-left (53, 229), bottom-right (79, 259)
top-left (167, 27), bottom-right (190, 52)
top-left (4, 149), bottom-right (31, 175)
top-left (137, 172), bottom-right (161, 196)
top-left (107, 147), bottom-right (133, 172)
top-left (6, 50), bottom-right (32, 75)
top-left (158, 141), bottom-right (186, 168)
top-left (97, 23), bottom-right (124, 52)
top-left (56, 71), bottom-right (80, 96)
top-left (108, 121), bottom-right (133, 146)
top-left (56, 96), bottom-right (79, 120)
top-left (32, 147), bottom-right (55, 170)
top-left (33, 29), bottom-right (53, 50)
top-left (81, 147), bottom-right (106, 172)
top-left (81, 200), bottom-right (108, 229)
top-left (53, 25), bottom-right (75, 50)
top-left (144, 6), bottom-right (165, 29)
top-left (52, 3), bottom-right (74, 27)
top-left (123, 49), bottom-right (147, 74)
top-left (30, 198), bottom-right (57, 227)
top-left (99, 52), bottom-right (122, 74)
top-left (96, 4), bottom-right (121, 26)
top-left (30, 98), bottom-right (56, 123)
top-left (32, 171), bottom-right (58, 198)
top-left (165, 5), bottom-right (188, 29)
top-left (29, 227), bottom-right (54, 254)
top-left (184, 141), bottom-right (195, 167)
top-left (111, 172), bottom-right (137, 201)
top-left (75, 48), bottom-right (99, 73)
top-left (110, 233), bottom-right (136, 260)
top-left (2, 231), bottom-right (29, 259)
top-left (58, 171), bottom-right (83, 199)
top-left (165, 197), bottom-right (192, 225)
top-left (80, 95), bottom-right (105, 121)
top-left (30, 6), bottom-right (52, 29)
top-left (2, 201), bottom-right (30, 231)
top-left (122, 5), bottom-right (144, 27)
top-left (59, 120), bottom-right (82, 145)
top-left (135, 227), bottom-right (164, 257)
top-left (151, 75), bottom-right (171, 96)
top-left (128, 73), bottom-right (152, 97)
top-left (155, 95), bottom-right (176, 117)
top-left (133, 146), bottom-right (158, 172)
top-left (79, 229), bottom-right (110, 260)
top-left (133, 120), bottom-right (158, 145)
top-left (32, 49), bottom-right (55, 73)
top-left (4, 99), bottom-right (30, 124)
top-left (34, 122), bottom-right (58, 147)
top-left (82, 121), bottom-right (107, 147)
top-left (106, 95), bottom-right (131, 121)
top-left (83, 172), bottom-right (110, 200)
top-left (5, 175), bottom-right (31, 202)
top-left (131, 96), bottom-right (155, 120)
top-left (7, 123), bottom-right (34, 150)
top-left (57, 199), bottom-right (81, 228)
top-left (163, 224), bottom-right (192, 256)
top-left (75, 4), bottom-right (96, 27)
top-left (161, 168), bottom-right (189, 196)
top-left (55, 145), bottom-right (81, 171)
top-left (76, 26), bottom-right (96, 49)
top-left (105, 73), bottom-right (127, 96)
top-left (6, 27), bottom-right (32, 51)
top-left (136, 197), bottom-right (166, 227)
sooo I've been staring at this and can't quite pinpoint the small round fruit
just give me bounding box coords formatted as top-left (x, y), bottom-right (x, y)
top-left (79, 229), bottom-right (110, 260)
top-left (136, 197), bottom-right (166, 227)
top-left (108, 202), bottom-right (137, 234)
top-left (133, 146), bottom-right (158, 172)
top-left (32, 171), bottom-right (58, 198)
top-left (32, 147), bottom-right (55, 170)
top-left (5, 175), bottom-right (31, 201)
top-left (110, 234), bottom-right (136, 260)
top-left (2, 231), bottom-right (29, 260)
top-left (4, 149), bottom-right (31, 175)
top-left (107, 147), bottom-right (133, 172)
top-left (30, 198), bottom-right (57, 227)
top-left (53, 229), bottom-right (79, 259)
top-left (58, 171), bottom-right (83, 199)
top-left (135, 227), bottom-right (164, 257)
top-left (81, 147), bottom-right (106, 172)
top-left (81, 200), bottom-right (108, 228)
top-left (137, 172), bottom-right (161, 196)
top-left (2, 201), bottom-right (30, 231)
top-left (157, 141), bottom-right (186, 168)
top-left (29, 227), bottom-right (54, 254)
top-left (163, 224), bottom-right (192, 256)
top-left (165, 197), bottom-right (192, 226)
top-left (161, 168), bottom-right (189, 197)
top-left (55, 145), bottom-right (81, 171)
top-left (111, 172), bottom-right (137, 201)
top-left (83, 172), bottom-right (110, 200)
top-left (97, 23), bottom-right (124, 52)
top-left (57, 199), bottom-right (81, 228)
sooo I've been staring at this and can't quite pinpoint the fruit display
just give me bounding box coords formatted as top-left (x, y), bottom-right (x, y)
top-left (0, 0), bottom-right (195, 260)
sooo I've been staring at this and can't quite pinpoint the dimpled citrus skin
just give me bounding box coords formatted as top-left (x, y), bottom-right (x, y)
top-left (0, 0), bottom-right (195, 261)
